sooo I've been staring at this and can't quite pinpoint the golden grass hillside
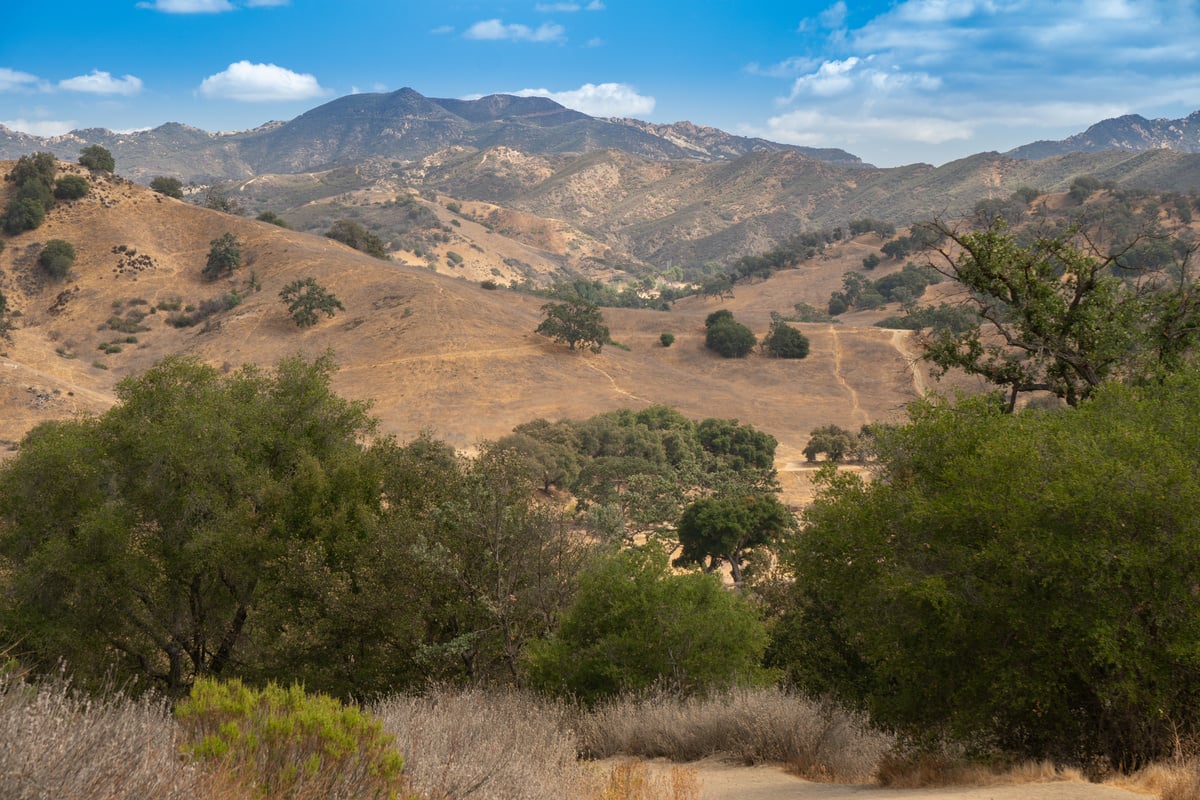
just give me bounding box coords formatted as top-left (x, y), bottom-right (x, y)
top-left (0, 161), bottom-right (948, 491)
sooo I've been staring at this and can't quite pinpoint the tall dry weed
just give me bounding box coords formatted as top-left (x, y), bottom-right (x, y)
top-left (0, 669), bottom-right (213, 800)
top-left (575, 686), bottom-right (893, 783)
top-left (597, 760), bottom-right (699, 800)
top-left (374, 686), bottom-right (592, 800)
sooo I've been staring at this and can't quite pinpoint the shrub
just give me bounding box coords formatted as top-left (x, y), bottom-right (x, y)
top-left (525, 545), bottom-right (770, 705)
top-left (38, 239), bottom-right (76, 279)
top-left (78, 144), bottom-right (115, 173)
top-left (279, 278), bottom-right (344, 328)
top-left (255, 210), bottom-right (291, 228)
top-left (150, 176), bottom-right (184, 198)
top-left (763, 317), bottom-right (809, 359)
top-left (326, 220), bottom-right (388, 259)
top-left (660, 332), bottom-right (675, 347)
top-left (704, 311), bottom-right (755, 358)
top-left (203, 232), bottom-right (241, 281)
top-left (175, 678), bottom-right (407, 800)
top-left (53, 175), bottom-right (90, 200)
top-left (2, 197), bottom-right (46, 234)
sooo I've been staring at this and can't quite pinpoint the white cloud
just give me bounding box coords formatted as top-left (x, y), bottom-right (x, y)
top-left (59, 70), bottom-right (143, 96)
top-left (137, 0), bottom-right (235, 12)
top-left (244, 0), bottom-right (289, 5)
top-left (819, 1), bottom-right (848, 28)
top-left (759, 108), bottom-right (974, 147)
top-left (788, 57), bottom-right (862, 98)
top-left (535, 1), bottom-right (604, 9)
top-left (1, 118), bottom-right (77, 136)
top-left (510, 83), bottom-right (655, 117)
top-left (197, 61), bottom-right (329, 102)
top-left (431, 24), bottom-right (454, 34)
top-left (464, 19), bottom-right (566, 42)
top-left (0, 67), bottom-right (44, 92)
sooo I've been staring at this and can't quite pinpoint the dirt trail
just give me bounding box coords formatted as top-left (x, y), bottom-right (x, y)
top-left (828, 325), bottom-right (869, 426)
top-left (890, 329), bottom-right (928, 397)
top-left (585, 360), bottom-right (650, 404)
top-left (644, 758), bottom-right (1155, 800)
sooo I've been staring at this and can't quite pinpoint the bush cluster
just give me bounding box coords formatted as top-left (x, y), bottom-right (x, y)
top-left (704, 309), bottom-right (755, 358)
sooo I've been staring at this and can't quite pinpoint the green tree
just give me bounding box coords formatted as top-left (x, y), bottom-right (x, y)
top-left (704, 311), bottom-right (755, 358)
top-left (7, 152), bottom-right (56, 188)
top-left (203, 186), bottom-right (245, 215)
top-left (53, 175), bottom-right (89, 201)
top-left (660, 332), bottom-right (675, 347)
top-left (2, 197), bottom-right (46, 234)
top-left (37, 239), bottom-right (76, 279)
top-left (203, 232), bottom-right (242, 281)
top-left (920, 219), bottom-right (1200, 409)
top-left (802, 424), bottom-right (859, 463)
top-left (78, 144), bottom-right (115, 173)
top-left (775, 376), bottom-right (1200, 765)
top-left (149, 176), bottom-right (184, 198)
top-left (763, 314), bottom-right (810, 359)
top-left (326, 220), bottom-right (388, 259)
top-left (279, 277), bottom-right (344, 328)
top-left (256, 210), bottom-right (291, 228)
top-left (674, 494), bottom-right (793, 585)
top-left (525, 544), bottom-right (769, 705)
top-left (536, 298), bottom-right (609, 352)
top-left (0, 355), bottom-right (378, 695)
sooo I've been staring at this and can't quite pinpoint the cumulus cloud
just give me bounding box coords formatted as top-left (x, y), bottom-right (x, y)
top-left (510, 83), bottom-right (654, 117)
top-left (464, 19), bottom-right (566, 42)
top-left (137, 0), bottom-right (235, 12)
top-left (0, 68), bottom-right (44, 93)
top-left (788, 57), bottom-right (862, 98)
top-left (1, 118), bottom-right (77, 137)
top-left (760, 108), bottom-right (974, 147)
top-left (197, 61), bottom-right (329, 102)
top-left (59, 70), bottom-right (143, 96)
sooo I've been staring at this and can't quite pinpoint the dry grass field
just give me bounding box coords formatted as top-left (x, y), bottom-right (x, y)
top-left (0, 161), bottom-right (968, 505)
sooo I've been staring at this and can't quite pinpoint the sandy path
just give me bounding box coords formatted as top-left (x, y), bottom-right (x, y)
top-left (640, 758), bottom-right (1154, 800)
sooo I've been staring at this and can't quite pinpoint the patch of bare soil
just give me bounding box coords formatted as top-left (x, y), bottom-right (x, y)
top-left (636, 758), bottom-right (1154, 800)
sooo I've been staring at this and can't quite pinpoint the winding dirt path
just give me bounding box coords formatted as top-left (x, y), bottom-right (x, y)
top-left (642, 758), bottom-right (1155, 800)
top-left (890, 329), bottom-right (928, 397)
top-left (828, 325), bottom-right (869, 426)
top-left (585, 360), bottom-right (651, 404)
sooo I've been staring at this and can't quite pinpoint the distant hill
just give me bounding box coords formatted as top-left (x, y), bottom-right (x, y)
top-left (0, 88), bottom-right (862, 182)
top-left (1008, 110), bottom-right (1200, 159)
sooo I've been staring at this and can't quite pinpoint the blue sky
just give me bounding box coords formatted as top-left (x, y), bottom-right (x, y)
top-left (3, 1), bottom-right (1200, 167)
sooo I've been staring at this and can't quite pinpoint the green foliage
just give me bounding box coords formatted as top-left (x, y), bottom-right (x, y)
top-left (660, 332), bottom-right (675, 347)
top-left (53, 175), bottom-right (89, 201)
top-left (3, 197), bottom-right (46, 234)
top-left (7, 152), bottom-right (56, 188)
top-left (763, 314), bottom-right (809, 359)
top-left (326, 219), bottom-right (389, 259)
top-left (848, 218), bottom-right (896, 238)
top-left (279, 278), bottom-right (344, 328)
top-left (203, 232), bottom-right (242, 281)
top-left (802, 424), bottom-right (859, 463)
top-left (674, 494), bottom-right (793, 584)
top-left (874, 302), bottom-right (980, 334)
top-left (862, 253), bottom-right (880, 270)
top-left (776, 375), bottom-right (1200, 765)
top-left (0, 290), bottom-right (14, 343)
top-left (0, 355), bottom-right (378, 694)
top-left (791, 302), bottom-right (835, 323)
top-left (203, 186), bottom-right (245, 215)
top-left (536, 298), bottom-right (609, 352)
top-left (704, 310), bottom-right (755, 358)
top-left (149, 176), bottom-right (184, 199)
top-left (176, 678), bottom-right (406, 800)
top-left (37, 239), bottom-right (76, 279)
top-left (78, 145), bottom-right (115, 173)
top-left (1068, 174), bottom-right (1104, 203)
top-left (254, 210), bottom-right (291, 228)
top-left (525, 544), bottom-right (770, 705)
top-left (920, 219), bottom-right (1200, 407)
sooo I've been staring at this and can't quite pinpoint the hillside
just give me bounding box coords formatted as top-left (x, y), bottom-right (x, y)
top-left (0, 161), bottom-right (947, 490)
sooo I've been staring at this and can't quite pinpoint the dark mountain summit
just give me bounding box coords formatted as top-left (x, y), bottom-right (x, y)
top-left (1008, 110), bottom-right (1200, 159)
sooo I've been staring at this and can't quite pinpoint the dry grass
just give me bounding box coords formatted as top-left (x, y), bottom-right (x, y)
top-left (574, 686), bottom-right (894, 783)
top-left (596, 760), bottom-right (700, 800)
top-left (875, 752), bottom-right (1088, 789)
top-left (0, 668), bottom-right (216, 800)
top-left (374, 686), bottom-right (593, 800)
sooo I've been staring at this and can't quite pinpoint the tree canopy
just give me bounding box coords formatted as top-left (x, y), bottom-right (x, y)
top-left (203, 232), bottom-right (242, 281)
top-left (535, 298), bottom-right (609, 352)
top-left (919, 219), bottom-right (1200, 408)
top-left (78, 145), bottom-right (115, 173)
top-left (279, 277), bottom-right (344, 328)
top-left (775, 373), bottom-right (1200, 765)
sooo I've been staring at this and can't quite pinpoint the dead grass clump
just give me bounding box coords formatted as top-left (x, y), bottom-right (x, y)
top-left (0, 669), bottom-right (211, 800)
top-left (875, 752), bottom-right (1085, 789)
top-left (374, 686), bottom-right (591, 800)
top-left (1128, 759), bottom-right (1200, 800)
top-left (575, 686), bottom-right (893, 783)
top-left (597, 760), bottom-right (699, 800)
